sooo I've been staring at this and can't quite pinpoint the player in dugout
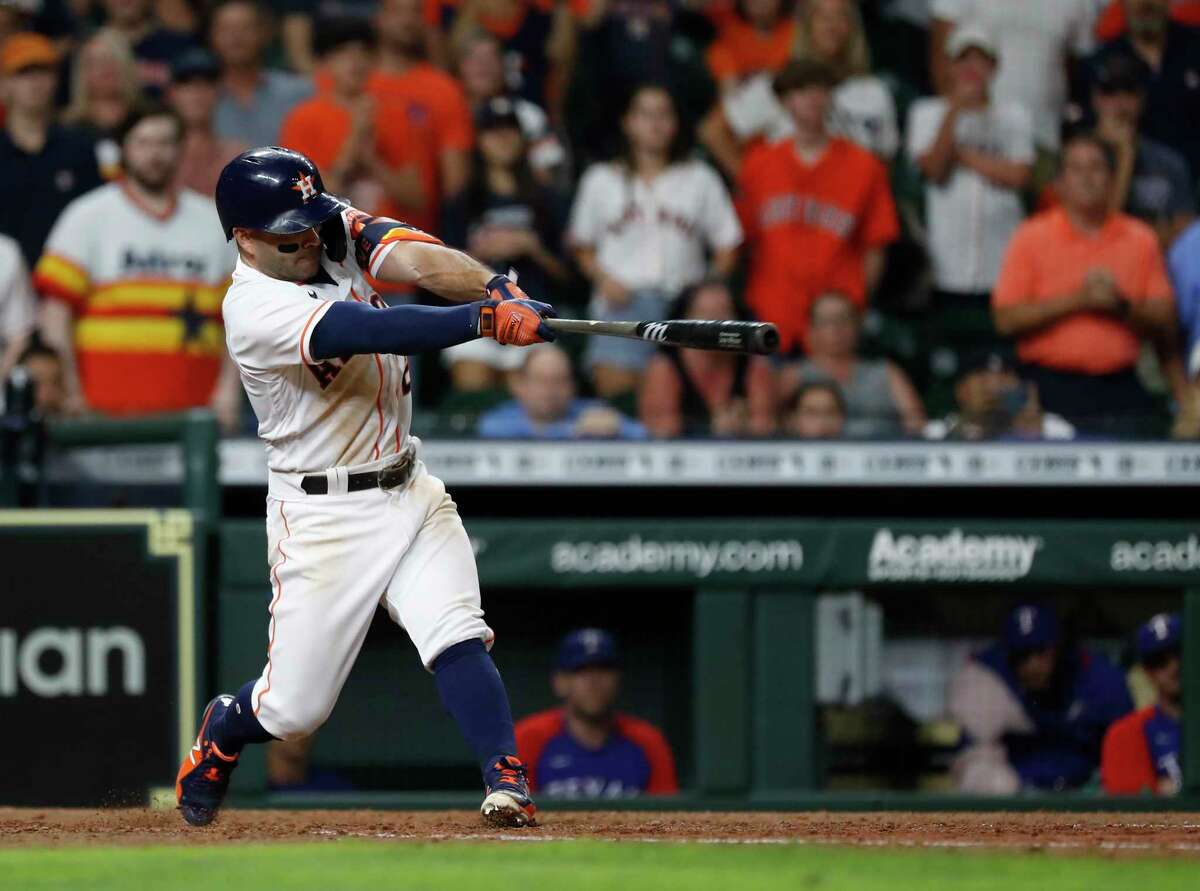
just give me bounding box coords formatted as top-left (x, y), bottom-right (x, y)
top-left (948, 603), bottom-right (1133, 793)
top-left (515, 629), bottom-right (678, 798)
top-left (1102, 612), bottom-right (1183, 796)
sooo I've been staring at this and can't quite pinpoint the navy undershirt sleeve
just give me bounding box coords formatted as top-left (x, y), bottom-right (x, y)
top-left (309, 300), bottom-right (481, 361)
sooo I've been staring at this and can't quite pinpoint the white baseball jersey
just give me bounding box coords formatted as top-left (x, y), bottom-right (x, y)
top-left (907, 97), bottom-right (1034, 293)
top-left (223, 210), bottom-right (416, 478)
top-left (930, 0), bottom-right (1097, 148)
top-left (567, 159), bottom-right (743, 297)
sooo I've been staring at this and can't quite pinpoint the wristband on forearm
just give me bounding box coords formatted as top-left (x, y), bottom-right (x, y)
top-left (342, 209), bottom-right (445, 277)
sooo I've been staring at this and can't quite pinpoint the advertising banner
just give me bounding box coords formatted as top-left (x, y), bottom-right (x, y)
top-left (0, 510), bottom-right (199, 806)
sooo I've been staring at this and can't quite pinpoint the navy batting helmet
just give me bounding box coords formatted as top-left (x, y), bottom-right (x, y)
top-left (215, 146), bottom-right (348, 240)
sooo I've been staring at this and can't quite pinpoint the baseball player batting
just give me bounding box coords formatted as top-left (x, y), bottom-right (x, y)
top-left (175, 147), bottom-right (554, 828)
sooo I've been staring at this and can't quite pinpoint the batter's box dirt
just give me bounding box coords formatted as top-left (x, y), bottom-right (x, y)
top-left (2, 809), bottom-right (1200, 854)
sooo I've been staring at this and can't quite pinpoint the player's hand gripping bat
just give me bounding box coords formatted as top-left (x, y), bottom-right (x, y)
top-left (542, 318), bottom-right (779, 355)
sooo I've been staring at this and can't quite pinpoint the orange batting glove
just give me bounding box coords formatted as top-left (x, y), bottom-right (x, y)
top-left (478, 295), bottom-right (557, 346)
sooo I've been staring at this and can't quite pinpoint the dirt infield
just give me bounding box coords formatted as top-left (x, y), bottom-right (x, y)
top-left (2, 808), bottom-right (1199, 854)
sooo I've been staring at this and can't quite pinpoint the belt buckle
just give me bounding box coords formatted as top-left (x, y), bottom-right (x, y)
top-left (377, 446), bottom-right (415, 491)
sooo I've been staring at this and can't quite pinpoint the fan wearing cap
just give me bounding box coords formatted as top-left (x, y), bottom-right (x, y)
top-left (167, 48), bottom-right (248, 196)
top-left (0, 33), bottom-right (103, 269)
top-left (948, 604), bottom-right (1132, 793)
top-left (923, 349), bottom-right (1075, 441)
top-left (907, 26), bottom-right (1033, 352)
top-left (928, 0), bottom-right (1096, 152)
top-left (514, 630), bottom-right (678, 798)
top-left (1088, 52), bottom-right (1195, 250)
top-left (1102, 613), bottom-right (1183, 795)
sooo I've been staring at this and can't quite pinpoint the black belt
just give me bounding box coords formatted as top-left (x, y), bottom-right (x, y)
top-left (300, 452), bottom-right (416, 495)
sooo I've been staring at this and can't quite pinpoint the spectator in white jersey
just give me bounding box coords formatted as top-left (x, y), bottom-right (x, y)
top-left (699, 0), bottom-right (899, 179)
top-left (907, 25), bottom-right (1034, 355)
top-left (568, 83), bottom-right (742, 400)
top-left (929, 0), bottom-right (1098, 152)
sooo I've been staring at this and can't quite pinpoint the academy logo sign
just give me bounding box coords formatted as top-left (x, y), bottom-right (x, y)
top-left (1111, 535), bottom-right (1200, 572)
top-left (550, 535), bottom-right (804, 578)
top-left (868, 528), bottom-right (1042, 582)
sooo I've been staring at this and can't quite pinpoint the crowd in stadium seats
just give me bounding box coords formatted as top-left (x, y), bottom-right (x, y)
top-left (3, 0), bottom-right (1200, 439)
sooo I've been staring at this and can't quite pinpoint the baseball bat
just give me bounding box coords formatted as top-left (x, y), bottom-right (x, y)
top-left (543, 318), bottom-right (780, 355)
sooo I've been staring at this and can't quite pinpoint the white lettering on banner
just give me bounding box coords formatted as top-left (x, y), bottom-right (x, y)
top-left (550, 536), bottom-right (804, 577)
top-left (868, 529), bottom-right (1042, 582)
top-left (1111, 535), bottom-right (1200, 572)
top-left (0, 627), bottom-right (146, 697)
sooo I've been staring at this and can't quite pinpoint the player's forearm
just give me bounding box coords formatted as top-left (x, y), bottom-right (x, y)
top-left (309, 300), bottom-right (481, 360)
top-left (376, 241), bottom-right (495, 302)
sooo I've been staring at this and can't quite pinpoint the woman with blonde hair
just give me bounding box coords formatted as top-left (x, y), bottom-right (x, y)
top-left (700, 0), bottom-right (897, 175)
top-left (62, 29), bottom-right (141, 178)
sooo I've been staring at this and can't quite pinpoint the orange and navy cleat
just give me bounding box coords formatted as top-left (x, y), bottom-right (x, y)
top-left (176, 694), bottom-right (240, 826)
top-left (480, 755), bottom-right (537, 827)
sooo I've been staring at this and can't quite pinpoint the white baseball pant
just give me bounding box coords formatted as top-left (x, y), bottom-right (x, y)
top-left (250, 463), bottom-right (493, 740)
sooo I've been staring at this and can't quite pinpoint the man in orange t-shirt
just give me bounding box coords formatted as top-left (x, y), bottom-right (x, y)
top-left (992, 130), bottom-right (1185, 435)
top-left (737, 59), bottom-right (898, 353)
top-left (515, 629), bottom-right (678, 798)
top-left (373, 0), bottom-right (474, 235)
top-left (280, 19), bottom-right (423, 226)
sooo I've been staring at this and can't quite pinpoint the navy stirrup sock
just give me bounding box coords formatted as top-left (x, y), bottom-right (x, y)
top-left (432, 639), bottom-right (517, 774)
top-left (210, 680), bottom-right (278, 755)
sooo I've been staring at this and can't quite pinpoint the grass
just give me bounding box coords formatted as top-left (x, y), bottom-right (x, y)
top-left (0, 839), bottom-right (1190, 891)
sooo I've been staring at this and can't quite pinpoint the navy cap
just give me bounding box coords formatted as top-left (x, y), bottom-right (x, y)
top-left (475, 96), bottom-right (521, 131)
top-left (171, 48), bottom-right (220, 83)
top-left (1137, 612), bottom-right (1181, 663)
top-left (1004, 604), bottom-right (1059, 650)
top-left (556, 628), bottom-right (620, 671)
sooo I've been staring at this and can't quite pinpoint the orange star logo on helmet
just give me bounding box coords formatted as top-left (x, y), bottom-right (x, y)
top-left (292, 172), bottom-right (318, 202)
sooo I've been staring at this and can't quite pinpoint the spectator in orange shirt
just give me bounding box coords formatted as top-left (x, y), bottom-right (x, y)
top-left (992, 130), bottom-right (1187, 436)
top-left (280, 19), bottom-right (424, 223)
top-left (514, 629), bottom-right (679, 798)
top-left (1102, 612), bottom-right (1182, 796)
top-left (736, 59), bottom-right (898, 354)
top-left (706, 0), bottom-right (797, 88)
top-left (372, 0), bottom-right (474, 234)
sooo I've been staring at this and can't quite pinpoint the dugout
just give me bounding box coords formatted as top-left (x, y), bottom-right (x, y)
top-left (5, 412), bottom-right (1200, 809)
